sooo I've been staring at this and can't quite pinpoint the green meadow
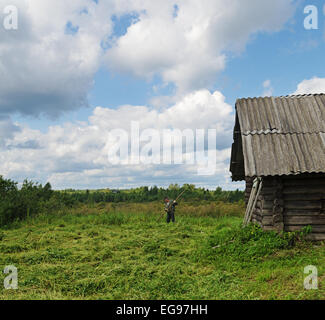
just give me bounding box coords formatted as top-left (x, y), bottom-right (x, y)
top-left (0, 202), bottom-right (324, 300)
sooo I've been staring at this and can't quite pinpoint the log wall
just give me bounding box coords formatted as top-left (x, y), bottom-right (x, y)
top-left (246, 173), bottom-right (325, 240)
top-left (245, 177), bottom-right (254, 206)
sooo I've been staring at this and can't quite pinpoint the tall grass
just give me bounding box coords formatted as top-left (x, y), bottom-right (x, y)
top-left (63, 201), bottom-right (245, 219)
top-left (0, 203), bottom-right (322, 300)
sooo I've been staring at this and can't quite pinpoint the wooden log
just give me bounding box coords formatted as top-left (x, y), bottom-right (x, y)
top-left (262, 209), bottom-right (274, 215)
top-left (284, 193), bottom-right (324, 201)
top-left (283, 173), bottom-right (325, 180)
top-left (284, 216), bottom-right (325, 225)
top-left (256, 200), bottom-right (262, 209)
top-left (271, 178), bottom-right (285, 232)
top-left (306, 233), bottom-right (325, 241)
top-left (263, 226), bottom-right (277, 232)
top-left (262, 201), bottom-right (274, 210)
top-left (285, 225), bottom-right (325, 233)
top-left (285, 209), bottom-right (322, 216)
top-left (284, 179), bottom-right (325, 187)
top-left (283, 186), bottom-right (325, 194)
top-left (284, 201), bottom-right (321, 210)
top-left (262, 194), bottom-right (276, 201)
top-left (262, 216), bottom-right (274, 226)
top-left (252, 214), bottom-right (262, 223)
top-left (260, 187), bottom-right (277, 195)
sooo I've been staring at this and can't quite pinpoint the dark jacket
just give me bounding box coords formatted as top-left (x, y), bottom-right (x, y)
top-left (164, 200), bottom-right (178, 213)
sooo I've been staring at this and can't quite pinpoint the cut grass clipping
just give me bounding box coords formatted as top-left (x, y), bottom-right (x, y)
top-left (0, 203), bottom-right (324, 300)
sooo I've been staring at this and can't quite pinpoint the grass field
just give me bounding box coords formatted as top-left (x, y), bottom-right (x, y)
top-left (0, 202), bottom-right (324, 300)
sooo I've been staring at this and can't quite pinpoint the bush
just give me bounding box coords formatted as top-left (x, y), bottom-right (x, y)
top-left (203, 223), bottom-right (312, 262)
top-left (0, 176), bottom-right (56, 226)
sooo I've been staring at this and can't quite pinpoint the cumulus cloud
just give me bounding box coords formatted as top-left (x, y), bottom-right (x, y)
top-left (0, 90), bottom-right (236, 189)
top-left (0, 1), bottom-right (297, 190)
top-left (0, 116), bottom-right (20, 147)
top-left (0, 0), bottom-right (114, 117)
top-left (0, 0), bottom-right (296, 118)
top-left (293, 77), bottom-right (325, 95)
top-left (105, 0), bottom-right (296, 92)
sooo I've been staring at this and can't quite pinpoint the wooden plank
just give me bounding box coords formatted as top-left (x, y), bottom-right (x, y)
top-left (246, 178), bottom-right (262, 225)
top-left (243, 178), bottom-right (259, 225)
top-left (256, 200), bottom-right (262, 209)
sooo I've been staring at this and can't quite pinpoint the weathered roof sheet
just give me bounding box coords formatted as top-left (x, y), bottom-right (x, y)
top-left (230, 94), bottom-right (325, 181)
top-left (237, 94), bottom-right (325, 135)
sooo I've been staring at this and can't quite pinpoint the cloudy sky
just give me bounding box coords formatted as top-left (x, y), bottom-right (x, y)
top-left (0, 0), bottom-right (324, 190)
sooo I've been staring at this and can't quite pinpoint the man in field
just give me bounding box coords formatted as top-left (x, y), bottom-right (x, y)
top-left (164, 197), bottom-right (178, 223)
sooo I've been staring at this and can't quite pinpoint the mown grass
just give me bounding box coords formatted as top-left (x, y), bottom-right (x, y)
top-left (0, 202), bottom-right (324, 300)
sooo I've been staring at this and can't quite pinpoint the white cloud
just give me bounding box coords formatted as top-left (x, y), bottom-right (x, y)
top-left (0, 0), bottom-right (296, 117)
top-left (262, 79), bottom-right (273, 97)
top-left (0, 90), bottom-right (236, 189)
top-left (0, 116), bottom-right (20, 147)
top-left (293, 77), bottom-right (325, 95)
top-left (105, 0), bottom-right (296, 92)
top-left (0, 0), bottom-right (114, 117)
top-left (0, 1), bottom-right (297, 190)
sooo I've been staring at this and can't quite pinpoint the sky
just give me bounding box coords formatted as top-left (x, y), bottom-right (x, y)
top-left (0, 0), bottom-right (325, 190)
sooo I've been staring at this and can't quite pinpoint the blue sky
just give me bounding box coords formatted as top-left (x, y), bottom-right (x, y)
top-left (15, 0), bottom-right (325, 127)
top-left (1, 0), bottom-right (325, 189)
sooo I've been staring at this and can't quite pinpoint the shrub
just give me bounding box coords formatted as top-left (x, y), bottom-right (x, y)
top-left (203, 223), bottom-right (312, 262)
top-left (0, 176), bottom-right (57, 226)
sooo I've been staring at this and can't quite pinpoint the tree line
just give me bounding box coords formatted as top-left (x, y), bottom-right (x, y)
top-left (67, 184), bottom-right (244, 204)
top-left (0, 176), bottom-right (244, 226)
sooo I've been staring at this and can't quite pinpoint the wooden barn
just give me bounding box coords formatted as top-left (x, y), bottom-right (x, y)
top-left (230, 94), bottom-right (325, 240)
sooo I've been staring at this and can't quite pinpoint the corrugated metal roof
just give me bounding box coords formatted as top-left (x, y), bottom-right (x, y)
top-left (242, 133), bottom-right (325, 177)
top-left (230, 94), bottom-right (325, 180)
top-left (236, 94), bottom-right (325, 135)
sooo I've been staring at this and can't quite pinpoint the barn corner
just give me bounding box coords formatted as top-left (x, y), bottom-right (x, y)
top-left (230, 94), bottom-right (325, 240)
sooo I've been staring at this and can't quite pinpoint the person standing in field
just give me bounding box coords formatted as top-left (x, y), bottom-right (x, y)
top-left (164, 197), bottom-right (178, 223)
